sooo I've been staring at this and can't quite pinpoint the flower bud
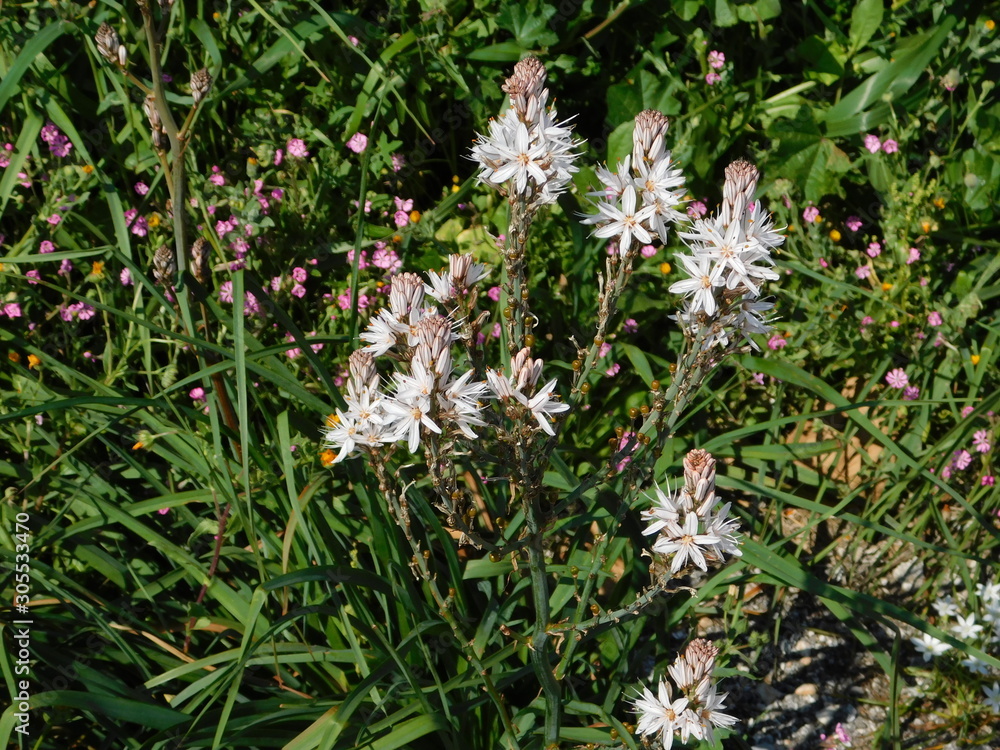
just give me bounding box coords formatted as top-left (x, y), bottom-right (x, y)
top-left (95, 23), bottom-right (121, 64)
top-left (117, 44), bottom-right (128, 67)
top-left (153, 245), bottom-right (175, 286)
top-left (189, 237), bottom-right (210, 285)
top-left (191, 68), bottom-right (212, 105)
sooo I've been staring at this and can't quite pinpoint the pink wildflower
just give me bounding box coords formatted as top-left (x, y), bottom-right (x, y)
top-left (135, 182), bottom-right (149, 196)
top-left (903, 385), bottom-right (920, 400)
top-left (4, 302), bottom-right (22, 318)
top-left (686, 200), bottom-right (708, 217)
top-left (907, 247), bottom-right (920, 264)
top-left (640, 244), bottom-right (657, 258)
top-left (394, 210), bottom-right (410, 228)
top-left (708, 50), bottom-right (726, 69)
top-left (767, 334), bottom-right (787, 350)
top-left (219, 280), bottom-right (233, 303)
top-left (487, 286), bottom-right (501, 302)
top-left (273, 148), bottom-right (284, 166)
top-left (190, 387), bottom-right (206, 403)
top-left (861, 316), bottom-right (874, 326)
top-left (605, 362), bottom-right (620, 377)
top-left (48, 214), bottom-right (62, 226)
top-left (291, 266), bottom-right (307, 283)
top-left (863, 134), bottom-right (881, 153)
top-left (287, 138), bottom-right (309, 158)
top-left (802, 206), bottom-right (820, 223)
top-left (982, 475), bottom-right (996, 487)
top-left (973, 430), bottom-right (991, 453)
top-left (705, 72), bottom-right (721, 85)
top-left (927, 311), bottom-right (942, 326)
top-left (291, 283), bottom-right (307, 298)
top-left (40, 240), bottom-right (55, 253)
top-left (855, 265), bottom-right (871, 279)
top-left (867, 241), bottom-right (881, 257)
top-left (346, 133), bottom-right (368, 153)
top-left (372, 246), bottom-right (401, 273)
top-left (953, 450), bottom-right (972, 470)
top-left (882, 139), bottom-right (899, 154)
top-left (623, 318), bottom-right (638, 334)
top-left (26, 270), bottom-right (40, 285)
top-left (885, 368), bottom-right (908, 389)
top-left (392, 153), bottom-right (406, 172)
top-left (961, 405), bottom-right (975, 418)
top-left (846, 216), bottom-right (863, 232)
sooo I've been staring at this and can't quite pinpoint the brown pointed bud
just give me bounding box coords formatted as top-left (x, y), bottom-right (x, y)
top-left (143, 95), bottom-right (161, 129)
top-left (189, 237), bottom-right (210, 285)
top-left (190, 68), bottom-right (212, 105)
top-left (153, 245), bottom-right (175, 286)
top-left (151, 126), bottom-right (168, 151)
top-left (95, 23), bottom-right (121, 64)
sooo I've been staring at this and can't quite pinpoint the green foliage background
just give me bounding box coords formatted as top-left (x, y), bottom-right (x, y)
top-left (1, 0), bottom-right (998, 748)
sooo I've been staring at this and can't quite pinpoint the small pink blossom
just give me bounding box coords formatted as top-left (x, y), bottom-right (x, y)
top-left (961, 405), bottom-right (975, 418)
top-left (802, 206), bottom-right (820, 223)
top-left (219, 280), bottom-right (233, 303)
top-left (392, 153), bottom-right (406, 172)
top-left (273, 148), bottom-right (284, 166)
top-left (846, 216), bottom-right (863, 232)
top-left (26, 270), bottom-right (40, 285)
top-left (982, 475), bottom-right (996, 487)
top-left (134, 181), bottom-right (149, 196)
top-left (209, 173), bottom-right (225, 186)
top-left (487, 286), bottom-right (501, 302)
top-left (40, 240), bottom-right (55, 253)
top-left (598, 342), bottom-right (612, 358)
top-left (346, 133), bottom-right (368, 153)
top-left (372, 246), bottom-right (401, 273)
top-left (855, 265), bottom-right (871, 279)
top-left (59, 259), bottom-right (73, 276)
top-left (287, 138), bottom-right (309, 158)
top-left (271, 188), bottom-right (284, 201)
top-left (973, 430), bottom-right (992, 453)
top-left (346, 249), bottom-right (369, 270)
top-left (3, 302), bottom-right (22, 318)
top-left (623, 318), bottom-right (638, 334)
top-left (47, 213), bottom-right (62, 226)
top-left (907, 247), bottom-right (920, 264)
top-left (190, 387), bottom-right (206, 403)
top-left (903, 385), bottom-right (920, 400)
top-left (767, 334), bottom-right (787, 350)
top-left (120, 268), bottom-right (132, 286)
top-left (927, 311), bottom-right (942, 326)
top-left (819, 258), bottom-right (829, 268)
top-left (861, 316), bottom-right (874, 326)
top-left (640, 244), bottom-right (657, 258)
top-left (291, 266), bottom-right (307, 283)
top-left (705, 72), bottom-right (721, 86)
top-left (953, 449), bottom-right (972, 470)
top-left (686, 200), bottom-right (707, 218)
top-left (889, 320), bottom-right (900, 328)
top-left (882, 139), bottom-right (899, 154)
top-left (604, 362), bottom-right (620, 377)
top-left (394, 210), bottom-right (410, 228)
top-left (708, 50), bottom-right (725, 69)
top-left (864, 134), bottom-right (881, 153)
top-left (491, 322), bottom-right (502, 338)
top-left (885, 368), bottom-right (908, 389)
top-left (867, 241), bottom-right (881, 257)
top-left (291, 283), bottom-right (307, 298)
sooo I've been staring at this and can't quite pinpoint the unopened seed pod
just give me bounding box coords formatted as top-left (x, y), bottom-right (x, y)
top-left (152, 245), bottom-right (175, 286)
top-left (189, 237), bottom-right (210, 285)
top-left (191, 68), bottom-right (212, 104)
top-left (95, 23), bottom-right (121, 64)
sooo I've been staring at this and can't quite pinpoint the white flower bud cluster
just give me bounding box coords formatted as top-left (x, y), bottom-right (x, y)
top-left (641, 449), bottom-right (742, 575)
top-left (581, 109), bottom-right (687, 252)
top-left (633, 638), bottom-right (738, 748)
top-left (324, 255), bottom-right (570, 462)
top-left (669, 159), bottom-right (784, 350)
top-left (470, 57), bottom-right (582, 206)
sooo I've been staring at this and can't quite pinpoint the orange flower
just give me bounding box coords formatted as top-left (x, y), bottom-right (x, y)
top-left (27, 354), bottom-right (41, 369)
top-left (8, 351), bottom-right (21, 364)
top-left (659, 262), bottom-right (672, 275)
top-left (971, 354), bottom-right (981, 365)
top-left (82, 164), bottom-right (94, 174)
top-left (829, 229), bottom-right (842, 242)
top-left (320, 449), bottom-right (337, 467)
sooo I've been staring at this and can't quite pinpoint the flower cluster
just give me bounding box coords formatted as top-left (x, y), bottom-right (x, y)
top-left (633, 638), bottom-right (737, 748)
top-left (669, 159), bottom-right (783, 350)
top-left (324, 259), bottom-right (570, 462)
top-left (910, 575), bottom-right (1000, 713)
top-left (641, 450), bottom-right (742, 575)
top-left (582, 109), bottom-right (687, 253)
top-left (470, 56), bottom-right (582, 206)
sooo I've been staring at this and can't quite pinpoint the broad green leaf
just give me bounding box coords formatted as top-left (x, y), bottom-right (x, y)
top-left (848, 0), bottom-right (884, 56)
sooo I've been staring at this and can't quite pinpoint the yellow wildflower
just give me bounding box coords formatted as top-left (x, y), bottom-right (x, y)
top-left (659, 262), bottom-right (671, 275)
top-left (320, 449), bottom-right (337, 467)
top-left (829, 229), bottom-right (841, 242)
top-left (27, 354), bottom-right (41, 369)
top-left (971, 354), bottom-right (981, 365)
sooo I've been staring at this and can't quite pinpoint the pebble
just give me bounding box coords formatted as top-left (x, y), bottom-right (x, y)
top-left (794, 683), bottom-right (818, 697)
